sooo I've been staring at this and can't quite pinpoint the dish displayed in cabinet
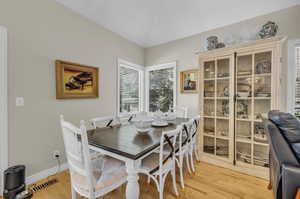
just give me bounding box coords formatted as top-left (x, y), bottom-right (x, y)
top-left (237, 152), bottom-right (251, 164)
top-left (254, 123), bottom-right (268, 143)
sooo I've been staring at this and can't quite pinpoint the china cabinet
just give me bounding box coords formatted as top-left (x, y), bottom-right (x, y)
top-left (197, 37), bottom-right (287, 179)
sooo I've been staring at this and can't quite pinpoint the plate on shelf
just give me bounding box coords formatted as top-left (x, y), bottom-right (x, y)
top-left (152, 121), bottom-right (168, 128)
top-left (255, 93), bottom-right (270, 97)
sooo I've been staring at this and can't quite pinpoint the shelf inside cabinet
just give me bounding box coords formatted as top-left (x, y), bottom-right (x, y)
top-left (236, 120), bottom-right (252, 142)
top-left (254, 144), bottom-right (269, 167)
top-left (217, 58), bottom-right (230, 79)
top-left (204, 78), bottom-right (216, 81)
top-left (254, 51), bottom-right (272, 75)
top-left (216, 138), bottom-right (229, 158)
top-left (255, 73), bottom-right (271, 77)
top-left (204, 61), bottom-right (216, 79)
top-left (236, 99), bottom-right (252, 120)
top-left (203, 136), bottom-right (215, 155)
top-left (237, 54), bottom-right (253, 77)
top-left (204, 80), bottom-right (215, 97)
top-left (217, 77), bottom-right (230, 80)
top-left (236, 142), bottom-right (252, 165)
top-left (203, 98), bottom-right (215, 117)
top-left (216, 118), bottom-right (229, 137)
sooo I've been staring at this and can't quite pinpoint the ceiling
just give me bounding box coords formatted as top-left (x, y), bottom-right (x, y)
top-left (55, 0), bottom-right (300, 47)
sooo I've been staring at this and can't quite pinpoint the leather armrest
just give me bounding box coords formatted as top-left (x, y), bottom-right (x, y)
top-left (282, 164), bottom-right (300, 199)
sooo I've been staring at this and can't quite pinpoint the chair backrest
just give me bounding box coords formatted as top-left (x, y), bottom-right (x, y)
top-left (182, 118), bottom-right (194, 143)
top-left (159, 126), bottom-right (182, 173)
top-left (117, 113), bottom-right (134, 125)
top-left (175, 106), bottom-right (188, 118)
top-left (191, 115), bottom-right (201, 137)
top-left (90, 116), bottom-right (117, 129)
top-left (60, 115), bottom-right (94, 192)
top-left (150, 126), bottom-right (182, 175)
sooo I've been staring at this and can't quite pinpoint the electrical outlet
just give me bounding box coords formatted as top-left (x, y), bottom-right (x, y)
top-left (52, 150), bottom-right (61, 160)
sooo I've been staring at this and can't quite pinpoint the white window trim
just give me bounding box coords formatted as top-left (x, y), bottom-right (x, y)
top-left (117, 58), bottom-right (144, 116)
top-left (287, 40), bottom-right (300, 113)
top-left (145, 62), bottom-right (177, 112)
top-left (0, 25), bottom-right (8, 196)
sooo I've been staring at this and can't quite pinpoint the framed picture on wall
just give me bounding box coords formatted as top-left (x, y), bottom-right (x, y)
top-left (180, 69), bottom-right (199, 93)
top-left (55, 60), bottom-right (99, 99)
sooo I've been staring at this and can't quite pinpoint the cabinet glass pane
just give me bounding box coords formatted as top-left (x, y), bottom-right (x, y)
top-left (217, 59), bottom-right (230, 78)
top-left (204, 118), bottom-right (215, 135)
top-left (255, 51), bottom-right (272, 74)
top-left (216, 119), bottom-right (229, 137)
top-left (216, 138), bottom-right (229, 158)
top-left (236, 121), bottom-right (251, 141)
top-left (236, 99), bottom-right (252, 119)
top-left (204, 136), bottom-right (215, 154)
top-left (254, 122), bottom-right (268, 143)
top-left (237, 55), bottom-right (252, 77)
top-left (237, 77), bottom-right (252, 98)
top-left (204, 80), bottom-right (215, 97)
top-left (217, 99), bottom-right (229, 117)
top-left (236, 142), bottom-right (252, 164)
top-left (254, 76), bottom-right (271, 97)
top-left (254, 99), bottom-right (271, 120)
top-left (204, 61), bottom-right (215, 79)
top-left (254, 144), bottom-right (269, 167)
top-left (204, 99), bottom-right (215, 116)
top-left (217, 79), bottom-right (230, 97)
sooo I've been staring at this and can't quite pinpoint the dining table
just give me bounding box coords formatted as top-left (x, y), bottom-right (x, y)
top-left (87, 117), bottom-right (189, 199)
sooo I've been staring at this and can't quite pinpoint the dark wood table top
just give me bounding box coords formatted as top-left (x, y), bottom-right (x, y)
top-left (87, 118), bottom-right (189, 160)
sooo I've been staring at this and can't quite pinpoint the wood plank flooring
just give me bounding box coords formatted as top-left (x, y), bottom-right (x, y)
top-left (0, 162), bottom-right (273, 199)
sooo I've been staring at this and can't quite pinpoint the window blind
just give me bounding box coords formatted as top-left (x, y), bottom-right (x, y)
top-left (295, 47), bottom-right (300, 114)
top-left (119, 65), bottom-right (140, 113)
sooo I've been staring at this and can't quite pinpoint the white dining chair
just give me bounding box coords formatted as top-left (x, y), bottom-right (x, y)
top-left (159, 120), bottom-right (193, 190)
top-left (178, 119), bottom-right (194, 187)
top-left (60, 115), bottom-right (127, 199)
top-left (137, 126), bottom-right (181, 199)
top-left (117, 113), bottom-right (134, 125)
top-left (188, 116), bottom-right (201, 172)
top-left (192, 115), bottom-right (201, 162)
top-left (174, 106), bottom-right (188, 118)
top-left (90, 116), bottom-right (118, 129)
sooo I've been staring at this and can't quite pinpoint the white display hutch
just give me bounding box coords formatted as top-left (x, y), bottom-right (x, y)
top-left (197, 37), bottom-right (287, 179)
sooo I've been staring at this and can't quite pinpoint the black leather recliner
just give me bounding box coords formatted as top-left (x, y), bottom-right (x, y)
top-left (263, 110), bottom-right (300, 199)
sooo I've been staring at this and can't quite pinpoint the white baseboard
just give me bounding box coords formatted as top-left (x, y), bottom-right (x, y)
top-left (26, 163), bottom-right (68, 185)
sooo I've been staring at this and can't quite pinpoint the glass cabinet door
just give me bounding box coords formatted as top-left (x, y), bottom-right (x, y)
top-left (202, 57), bottom-right (231, 161)
top-left (235, 51), bottom-right (271, 168)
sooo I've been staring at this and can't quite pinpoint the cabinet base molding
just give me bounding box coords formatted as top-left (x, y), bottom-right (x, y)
top-left (199, 153), bottom-right (269, 180)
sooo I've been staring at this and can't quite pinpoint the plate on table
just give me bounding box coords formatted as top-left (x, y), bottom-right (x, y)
top-left (152, 121), bottom-right (168, 128)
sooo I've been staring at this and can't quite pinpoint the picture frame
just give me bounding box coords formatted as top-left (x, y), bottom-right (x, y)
top-left (55, 60), bottom-right (99, 99)
top-left (180, 69), bottom-right (199, 93)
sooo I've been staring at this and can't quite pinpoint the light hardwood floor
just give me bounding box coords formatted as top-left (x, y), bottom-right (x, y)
top-left (1, 162), bottom-right (273, 199)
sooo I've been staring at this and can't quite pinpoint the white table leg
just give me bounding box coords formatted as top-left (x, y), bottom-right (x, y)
top-left (125, 160), bottom-right (140, 199)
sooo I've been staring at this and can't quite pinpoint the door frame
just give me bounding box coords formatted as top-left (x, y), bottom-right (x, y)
top-left (0, 25), bottom-right (8, 195)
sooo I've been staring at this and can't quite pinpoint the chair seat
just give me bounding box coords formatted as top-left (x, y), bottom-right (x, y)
top-left (72, 156), bottom-right (127, 193)
top-left (141, 153), bottom-right (171, 172)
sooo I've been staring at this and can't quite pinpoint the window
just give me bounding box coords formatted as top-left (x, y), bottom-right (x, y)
top-left (287, 40), bottom-right (300, 115)
top-left (294, 46), bottom-right (300, 115)
top-left (146, 62), bottom-right (176, 112)
top-left (118, 59), bottom-right (144, 115)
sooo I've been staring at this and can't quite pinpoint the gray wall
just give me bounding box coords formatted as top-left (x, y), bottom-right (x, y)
top-left (0, 0), bottom-right (144, 176)
top-left (145, 5), bottom-right (300, 117)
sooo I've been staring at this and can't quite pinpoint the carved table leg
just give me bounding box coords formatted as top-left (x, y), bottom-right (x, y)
top-left (126, 160), bottom-right (140, 199)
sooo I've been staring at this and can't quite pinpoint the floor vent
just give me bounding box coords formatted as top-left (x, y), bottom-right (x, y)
top-left (30, 178), bottom-right (58, 192)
